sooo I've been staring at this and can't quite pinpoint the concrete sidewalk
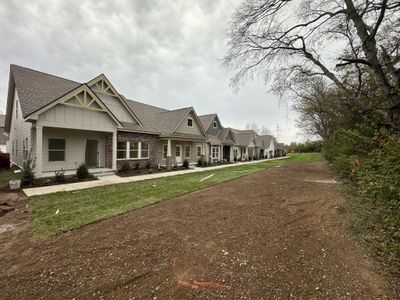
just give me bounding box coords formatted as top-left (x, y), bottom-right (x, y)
top-left (23, 157), bottom-right (288, 197)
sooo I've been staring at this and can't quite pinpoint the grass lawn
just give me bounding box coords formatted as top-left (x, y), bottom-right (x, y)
top-left (29, 153), bottom-right (323, 236)
top-left (0, 169), bottom-right (21, 189)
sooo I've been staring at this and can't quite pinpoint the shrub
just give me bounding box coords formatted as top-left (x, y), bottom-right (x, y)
top-left (146, 161), bottom-right (152, 170)
top-left (202, 160), bottom-right (207, 167)
top-left (134, 162), bottom-right (140, 170)
top-left (21, 154), bottom-right (35, 186)
top-left (197, 159), bottom-right (203, 167)
top-left (54, 169), bottom-right (65, 182)
top-left (76, 164), bottom-right (89, 180)
top-left (355, 133), bottom-right (400, 260)
top-left (234, 156), bottom-right (237, 162)
top-left (121, 162), bottom-right (131, 173)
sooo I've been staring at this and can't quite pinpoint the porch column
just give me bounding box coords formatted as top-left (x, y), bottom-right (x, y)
top-left (35, 126), bottom-right (43, 176)
top-left (229, 146), bottom-right (234, 162)
top-left (112, 131), bottom-right (117, 170)
top-left (166, 139), bottom-right (172, 170)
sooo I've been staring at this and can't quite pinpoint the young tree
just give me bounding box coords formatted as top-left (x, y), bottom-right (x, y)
top-left (225, 0), bottom-right (400, 126)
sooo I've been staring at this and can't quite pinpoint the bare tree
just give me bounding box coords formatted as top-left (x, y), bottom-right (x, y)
top-left (225, 0), bottom-right (400, 125)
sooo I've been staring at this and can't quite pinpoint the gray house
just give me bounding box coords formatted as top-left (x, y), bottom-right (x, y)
top-left (4, 65), bottom-right (207, 176)
top-left (199, 114), bottom-right (236, 163)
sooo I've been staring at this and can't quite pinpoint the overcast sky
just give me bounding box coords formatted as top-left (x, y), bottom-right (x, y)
top-left (0, 0), bottom-right (303, 143)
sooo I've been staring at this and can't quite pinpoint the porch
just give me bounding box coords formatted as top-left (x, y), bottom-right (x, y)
top-left (159, 137), bottom-right (205, 169)
top-left (34, 126), bottom-right (117, 177)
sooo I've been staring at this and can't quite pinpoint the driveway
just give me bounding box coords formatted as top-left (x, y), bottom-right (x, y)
top-left (0, 162), bottom-right (397, 299)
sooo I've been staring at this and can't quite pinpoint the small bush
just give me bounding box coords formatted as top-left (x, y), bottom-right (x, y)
top-left (202, 160), bottom-right (207, 167)
top-left (76, 164), bottom-right (89, 180)
top-left (146, 161), bottom-right (152, 170)
top-left (234, 156), bottom-right (237, 162)
top-left (134, 162), bottom-right (140, 170)
top-left (54, 169), bottom-right (65, 182)
top-left (197, 159), bottom-right (203, 167)
top-left (182, 159), bottom-right (189, 169)
top-left (121, 162), bottom-right (131, 173)
top-left (21, 154), bottom-right (35, 186)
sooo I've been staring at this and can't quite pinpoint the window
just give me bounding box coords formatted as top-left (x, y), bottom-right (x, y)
top-left (163, 144), bottom-right (168, 159)
top-left (117, 141), bottom-right (127, 159)
top-left (234, 149), bottom-right (238, 158)
top-left (23, 138), bottom-right (29, 159)
top-left (213, 121), bottom-right (217, 128)
top-left (129, 141), bottom-right (139, 159)
top-left (185, 145), bottom-right (191, 158)
top-left (212, 146), bottom-right (220, 159)
top-left (141, 142), bottom-right (149, 158)
top-left (176, 145), bottom-right (181, 157)
top-left (187, 118), bottom-right (193, 127)
top-left (197, 145), bottom-right (202, 157)
top-left (48, 139), bottom-right (65, 161)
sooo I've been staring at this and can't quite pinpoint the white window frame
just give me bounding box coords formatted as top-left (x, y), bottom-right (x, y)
top-left (117, 141), bottom-right (127, 160)
top-left (48, 138), bottom-right (66, 162)
top-left (211, 146), bottom-right (220, 159)
top-left (187, 118), bottom-right (193, 128)
top-left (213, 121), bottom-right (217, 128)
top-left (141, 142), bottom-right (149, 159)
top-left (185, 145), bottom-right (191, 158)
top-left (197, 145), bottom-right (202, 158)
top-left (162, 144), bottom-right (168, 160)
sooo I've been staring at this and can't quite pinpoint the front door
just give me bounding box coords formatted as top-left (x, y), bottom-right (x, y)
top-left (175, 145), bottom-right (182, 163)
top-left (85, 139), bottom-right (99, 167)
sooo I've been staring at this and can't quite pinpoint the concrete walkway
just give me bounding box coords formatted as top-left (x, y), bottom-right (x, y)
top-left (23, 157), bottom-right (288, 197)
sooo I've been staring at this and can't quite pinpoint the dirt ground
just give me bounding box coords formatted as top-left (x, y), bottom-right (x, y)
top-left (0, 162), bottom-right (398, 299)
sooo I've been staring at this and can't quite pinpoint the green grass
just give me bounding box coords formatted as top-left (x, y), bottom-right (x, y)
top-left (285, 152), bottom-right (324, 162)
top-left (0, 169), bottom-right (21, 189)
top-left (29, 153), bottom-right (324, 236)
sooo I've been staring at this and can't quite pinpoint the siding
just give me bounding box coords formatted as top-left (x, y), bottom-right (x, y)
top-left (38, 103), bottom-right (117, 132)
top-left (205, 117), bottom-right (220, 136)
top-left (97, 93), bottom-right (138, 123)
top-left (7, 88), bottom-right (32, 167)
top-left (42, 127), bottom-right (106, 172)
top-left (157, 141), bottom-right (203, 166)
top-left (174, 111), bottom-right (203, 136)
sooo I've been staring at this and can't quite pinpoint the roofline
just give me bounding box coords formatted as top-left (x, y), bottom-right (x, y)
top-left (171, 107), bottom-right (207, 137)
top-left (87, 74), bottom-right (143, 126)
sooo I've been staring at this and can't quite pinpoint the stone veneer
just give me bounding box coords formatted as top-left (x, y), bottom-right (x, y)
top-left (105, 131), bottom-right (159, 170)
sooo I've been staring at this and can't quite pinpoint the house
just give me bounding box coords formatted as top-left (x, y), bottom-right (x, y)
top-left (273, 137), bottom-right (285, 157)
top-left (231, 129), bottom-right (257, 160)
top-left (0, 114), bottom-right (7, 152)
top-left (4, 65), bottom-right (206, 176)
top-left (199, 114), bottom-right (236, 163)
top-left (255, 135), bottom-right (275, 159)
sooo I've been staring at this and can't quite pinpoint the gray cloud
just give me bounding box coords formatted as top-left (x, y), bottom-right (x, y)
top-left (0, 0), bottom-right (302, 143)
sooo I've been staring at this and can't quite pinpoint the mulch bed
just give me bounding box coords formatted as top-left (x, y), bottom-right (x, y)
top-left (117, 167), bottom-right (189, 177)
top-left (1, 175), bottom-right (97, 192)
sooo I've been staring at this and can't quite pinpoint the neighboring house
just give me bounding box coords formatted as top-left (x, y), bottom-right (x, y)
top-left (231, 129), bottom-right (257, 160)
top-left (273, 138), bottom-right (285, 157)
top-left (0, 114), bottom-right (7, 152)
top-left (4, 65), bottom-right (206, 176)
top-left (255, 135), bottom-right (275, 159)
top-left (198, 114), bottom-right (236, 163)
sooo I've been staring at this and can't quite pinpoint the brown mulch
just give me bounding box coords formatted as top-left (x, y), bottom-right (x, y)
top-left (0, 162), bottom-right (398, 299)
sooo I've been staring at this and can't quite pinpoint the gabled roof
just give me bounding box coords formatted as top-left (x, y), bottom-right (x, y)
top-left (198, 113), bottom-right (217, 131)
top-left (232, 129), bottom-right (257, 146)
top-left (123, 97), bottom-right (205, 138)
top-left (256, 135), bottom-right (273, 148)
top-left (10, 65), bottom-right (81, 118)
top-left (218, 127), bottom-right (235, 145)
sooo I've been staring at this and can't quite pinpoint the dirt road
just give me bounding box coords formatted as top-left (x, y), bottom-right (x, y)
top-left (0, 162), bottom-right (398, 299)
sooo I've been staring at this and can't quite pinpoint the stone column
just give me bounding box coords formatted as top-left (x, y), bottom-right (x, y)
top-left (166, 139), bottom-right (172, 170)
top-left (35, 126), bottom-right (43, 176)
top-left (112, 131), bottom-right (117, 170)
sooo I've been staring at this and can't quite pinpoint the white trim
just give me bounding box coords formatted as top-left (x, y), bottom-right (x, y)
top-left (162, 144), bottom-right (168, 160)
top-left (48, 137), bottom-right (66, 162)
top-left (185, 145), bottom-right (191, 158)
